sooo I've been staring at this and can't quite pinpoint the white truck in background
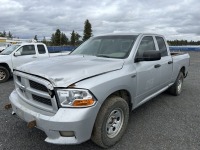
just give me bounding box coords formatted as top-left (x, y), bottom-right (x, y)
top-left (0, 43), bottom-right (10, 52)
top-left (0, 43), bottom-right (70, 83)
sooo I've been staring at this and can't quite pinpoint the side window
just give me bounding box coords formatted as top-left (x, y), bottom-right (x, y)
top-left (156, 36), bottom-right (168, 57)
top-left (137, 36), bottom-right (156, 57)
top-left (37, 45), bottom-right (46, 54)
top-left (18, 45), bottom-right (36, 55)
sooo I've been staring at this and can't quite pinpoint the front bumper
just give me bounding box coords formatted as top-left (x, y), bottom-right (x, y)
top-left (9, 90), bottom-right (100, 144)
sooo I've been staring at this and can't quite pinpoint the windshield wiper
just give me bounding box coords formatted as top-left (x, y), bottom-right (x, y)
top-left (96, 54), bottom-right (112, 58)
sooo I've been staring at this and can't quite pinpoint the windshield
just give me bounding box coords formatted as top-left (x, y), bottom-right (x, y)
top-left (70, 35), bottom-right (138, 59)
top-left (1, 45), bottom-right (20, 55)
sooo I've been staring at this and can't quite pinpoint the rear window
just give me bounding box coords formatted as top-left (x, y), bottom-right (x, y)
top-left (37, 45), bottom-right (46, 54)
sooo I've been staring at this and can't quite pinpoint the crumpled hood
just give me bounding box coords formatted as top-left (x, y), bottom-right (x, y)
top-left (16, 55), bottom-right (124, 87)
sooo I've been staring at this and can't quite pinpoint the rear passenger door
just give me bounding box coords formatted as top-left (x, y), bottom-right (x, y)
top-left (155, 36), bottom-right (173, 88)
top-left (36, 44), bottom-right (49, 59)
top-left (12, 44), bottom-right (37, 69)
top-left (134, 36), bottom-right (161, 104)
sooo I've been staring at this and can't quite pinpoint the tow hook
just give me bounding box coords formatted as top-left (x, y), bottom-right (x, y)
top-left (12, 111), bottom-right (16, 115)
top-left (4, 103), bottom-right (12, 110)
top-left (27, 120), bottom-right (36, 129)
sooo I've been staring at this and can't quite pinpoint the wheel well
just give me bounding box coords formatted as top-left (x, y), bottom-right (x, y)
top-left (108, 90), bottom-right (132, 110)
top-left (180, 66), bottom-right (185, 76)
top-left (0, 63), bottom-right (11, 74)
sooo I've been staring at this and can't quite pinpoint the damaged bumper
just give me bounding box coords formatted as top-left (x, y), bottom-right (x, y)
top-left (9, 90), bottom-right (99, 144)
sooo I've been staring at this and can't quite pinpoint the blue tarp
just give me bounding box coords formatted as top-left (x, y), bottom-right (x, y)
top-left (47, 46), bottom-right (200, 53)
top-left (47, 46), bottom-right (76, 53)
top-left (169, 46), bottom-right (200, 51)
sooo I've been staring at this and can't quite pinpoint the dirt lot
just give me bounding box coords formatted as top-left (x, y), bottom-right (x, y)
top-left (0, 52), bottom-right (200, 150)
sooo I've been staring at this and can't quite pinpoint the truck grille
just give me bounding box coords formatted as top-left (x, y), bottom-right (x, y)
top-left (13, 71), bottom-right (57, 112)
top-left (29, 80), bottom-right (48, 92)
top-left (32, 94), bottom-right (52, 106)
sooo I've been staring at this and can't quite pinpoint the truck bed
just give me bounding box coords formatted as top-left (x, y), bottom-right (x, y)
top-left (171, 52), bottom-right (186, 56)
top-left (171, 52), bottom-right (190, 82)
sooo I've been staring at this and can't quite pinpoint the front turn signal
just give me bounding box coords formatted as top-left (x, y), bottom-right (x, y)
top-left (72, 99), bottom-right (95, 107)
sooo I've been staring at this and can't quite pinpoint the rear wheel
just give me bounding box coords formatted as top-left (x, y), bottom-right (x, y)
top-left (169, 72), bottom-right (184, 96)
top-left (0, 66), bottom-right (10, 83)
top-left (91, 96), bottom-right (129, 148)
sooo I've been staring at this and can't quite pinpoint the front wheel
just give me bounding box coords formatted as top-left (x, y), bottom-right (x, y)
top-left (91, 96), bottom-right (129, 148)
top-left (169, 72), bottom-right (184, 96)
top-left (0, 66), bottom-right (10, 83)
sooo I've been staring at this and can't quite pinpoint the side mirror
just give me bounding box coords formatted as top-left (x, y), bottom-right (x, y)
top-left (135, 51), bottom-right (161, 62)
top-left (14, 51), bottom-right (21, 56)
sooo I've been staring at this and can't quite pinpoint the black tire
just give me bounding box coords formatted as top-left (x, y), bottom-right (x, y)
top-left (0, 66), bottom-right (10, 83)
top-left (91, 96), bottom-right (129, 148)
top-left (169, 72), bottom-right (184, 96)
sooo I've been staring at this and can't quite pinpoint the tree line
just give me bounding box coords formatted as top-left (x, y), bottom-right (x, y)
top-left (0, 19), bottom-right (92, 47)
top-left (41, 19), bottom-right (92, 46)
top-left (0, 31), bottom-right (13, 38)
top-left (167, 40), bottom-right (200, 46)
top-left (3, 21), bottom-right (200, 47)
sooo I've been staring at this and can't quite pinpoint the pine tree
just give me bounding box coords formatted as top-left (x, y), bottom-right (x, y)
top-left (75, 32), bottom-right (81, 45)
top-left (83, 19), bottom-right (92, 41)
top-left (8, 31), bottom-right (12, 38)
top-left (60, 33), bottom-right (68, 45)
top-left (54, 29), bottom-right (61, 46)
top-left (34, 35), bottom-right (38, 41)
top-left (51, 33), bottom-right (55, 45)
top-left (70, 30), bottom-right (76, 46)
top-left (2, 31), bottom-right (6, 37)
top-left (42, 36), bottom-right (47, 44)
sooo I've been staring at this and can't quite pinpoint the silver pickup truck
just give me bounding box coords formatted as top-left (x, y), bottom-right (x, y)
top-left (8, 33), bottom-right (190, 148)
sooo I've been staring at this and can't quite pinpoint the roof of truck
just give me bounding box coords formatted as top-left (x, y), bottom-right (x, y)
top-left (96, 33), bottom-right (164, 37)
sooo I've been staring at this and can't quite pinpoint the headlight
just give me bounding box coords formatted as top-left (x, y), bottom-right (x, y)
top-left (57, 89), bottom-right (96, 107)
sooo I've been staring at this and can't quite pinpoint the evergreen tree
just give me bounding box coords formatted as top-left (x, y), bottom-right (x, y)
top-left (51, 29), bottom-right (69, 46)
top-left (2, 31), bottom-right (6, 37)
top-left (34, 35), bottom-right (38, 41)
top-left (51, 33), bottom-right (55, 45)
top-left (54, 29), bottom-right (61, 45)
top-left (8, 31), bottom-right (12, 38)
top-left (42, 36), bottom-right (47, 44)
top-left (70, 30), bottom-right (76, 46)
top-left (75, 32), bottom-right (81, 45)
top-left (83, 19), bottom-right (92, 41)
top-left (60, 32), bottom-right (68, 45)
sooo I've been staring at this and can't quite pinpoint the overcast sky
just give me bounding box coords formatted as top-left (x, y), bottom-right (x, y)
top-left (0, 0), bottom-right (200, 41)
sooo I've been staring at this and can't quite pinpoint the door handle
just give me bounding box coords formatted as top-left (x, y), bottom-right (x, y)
top-left (32, 56), bottom-right (37, 58)
top-left (154, 64), bottom-right (161, 68)
top-left (168, 61), bottom-right (173, 64)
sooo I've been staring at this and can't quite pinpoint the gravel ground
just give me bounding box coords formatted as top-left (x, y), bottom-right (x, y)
top-left (0, 52), bottom-right (200, 150)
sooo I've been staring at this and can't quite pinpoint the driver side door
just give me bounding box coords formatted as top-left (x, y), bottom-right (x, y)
top-left (11, 45), bottom-right (37, 69)
top-left (134, 36), bottom-right (161, 104)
